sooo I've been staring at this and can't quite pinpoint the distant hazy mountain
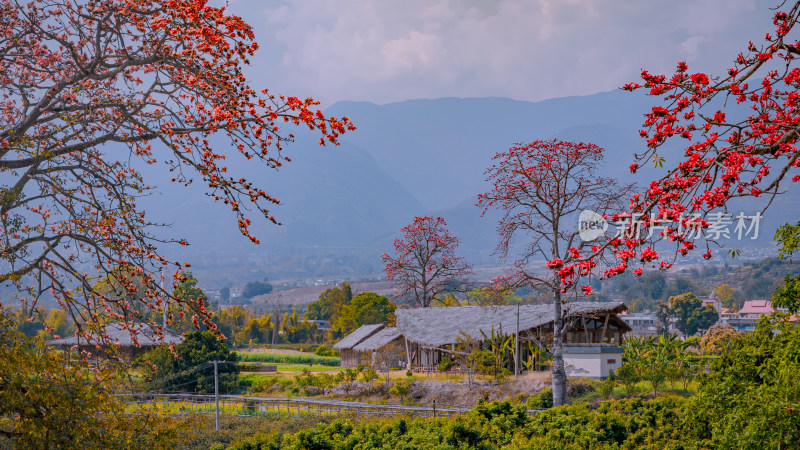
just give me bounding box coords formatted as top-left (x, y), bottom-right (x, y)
top-left (132, 90), bottom-right (795, 284)
top-left (138, 140), bottom-right (424, 252)
top-left (325, 91), bottom-right (656, 212)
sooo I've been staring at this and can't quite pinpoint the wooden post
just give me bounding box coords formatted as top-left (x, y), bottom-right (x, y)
top-left (582, 317), bottom-right (590, 343)
top-left (601, 314), bottom-right (610, 343)
top-left (404, 337), bottom-right (412, 369)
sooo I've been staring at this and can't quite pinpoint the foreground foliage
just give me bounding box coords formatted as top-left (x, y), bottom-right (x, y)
top-left (684, 315), bottom-right (800, 448)
top-left (615, 334), bottom-right (701, 395)
top-left (227, 398), bottom-right (685, 450)
top-left (0, 311), bottom-right (186, 449)
top-left (178, 415), bottom-right (330, 450)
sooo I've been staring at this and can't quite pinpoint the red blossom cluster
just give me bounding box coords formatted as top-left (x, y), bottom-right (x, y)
top-left (559, 3), bottom-right (800, 287)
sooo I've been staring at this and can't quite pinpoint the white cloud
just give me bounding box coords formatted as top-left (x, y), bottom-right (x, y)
top-left (233, 0), bottom-right (769, 104)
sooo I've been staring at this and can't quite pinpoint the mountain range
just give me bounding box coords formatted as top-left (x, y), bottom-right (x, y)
top-left (134, 90), bottom-right (796, 286)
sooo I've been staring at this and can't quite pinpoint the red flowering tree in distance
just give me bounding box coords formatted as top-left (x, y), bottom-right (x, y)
top-left (382, 216), bottom-right (472, 308)
top-left (0, 0), bottom-right (354, 344)
top-left (478, 139), bottom-right (634, 406)
top-left (556, 1), bottom-right (800, 290)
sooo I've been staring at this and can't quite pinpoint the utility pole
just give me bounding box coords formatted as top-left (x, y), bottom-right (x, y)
top-left (213, 360), bottom-right (219, 431)
top-left (515, 301), bottom-right (520, 379)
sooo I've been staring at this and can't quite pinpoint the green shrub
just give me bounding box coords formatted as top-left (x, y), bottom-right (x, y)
top-left (438, 355), bottom-right (453, 372)
top-left (526, 387), bottom-right (553, 409)
top-left (613, 364), bottom-right (641, 396)
top-left (313, 345), bottom-right (339, 357)
top-left (599, 379), bottom-right (615, 399)
top-left (387, 380), bottom-right (411, 400)
top-left (568, 378), bottom-right (600, 397)
top-left (250, 375), bottom-right (292, 393)
top-left (226, 318), bottom-right (800, 449)
top-left (361, 366), bottom-right (378, 383)
top-left (294, 369), bottom-right (346, 391)
top-left (228, 398), bottom-right (687, 449)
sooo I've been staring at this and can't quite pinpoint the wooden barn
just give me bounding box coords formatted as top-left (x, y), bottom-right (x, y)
top-left (332, 323), bottom-right (384, 368)
top-left (352, 327), bottom-right (405, 369)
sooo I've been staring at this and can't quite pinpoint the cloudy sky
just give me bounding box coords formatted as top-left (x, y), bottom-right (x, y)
top-left (224, 0), bottom-right (771, 106)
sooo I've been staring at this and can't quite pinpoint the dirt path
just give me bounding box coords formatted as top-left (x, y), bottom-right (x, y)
top-left (322, 372), bottom-right (553, 408)
top-left (407, 373), bottom-right (551, 407)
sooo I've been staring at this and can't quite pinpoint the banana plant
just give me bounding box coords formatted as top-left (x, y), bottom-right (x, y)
top-left (523, 340), bottom-right (550, 371)
top-left (479, 325), bottom-right (514, 381)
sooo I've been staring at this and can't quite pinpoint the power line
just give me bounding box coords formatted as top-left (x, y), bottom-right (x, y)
top-left (143, 361), bottom-right (214, 392)
top-left (142, 360), bottom-right (238, 393)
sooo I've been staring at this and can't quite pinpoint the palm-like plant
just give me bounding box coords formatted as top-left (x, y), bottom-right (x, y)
top-left (479, 326), bottom-right (514, 381)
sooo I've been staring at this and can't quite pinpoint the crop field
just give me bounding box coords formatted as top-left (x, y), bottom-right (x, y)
top-left (238, 350), bottom-right (340, 367)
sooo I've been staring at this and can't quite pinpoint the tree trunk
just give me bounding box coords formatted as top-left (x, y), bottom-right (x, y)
top-left (271, 309), bottom-right (280, 345)
top-left (551, 289), bottom-right (568, 406)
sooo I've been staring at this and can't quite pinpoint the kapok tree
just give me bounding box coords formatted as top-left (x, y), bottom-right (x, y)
top-left (0, 0), bottom-right (354, 344)
top-left (478, 140), bottom-right (635, 406)
top-left (382, 216), bottom-right (472, 308)
top-left (554, 1), bottom-right (800, 296)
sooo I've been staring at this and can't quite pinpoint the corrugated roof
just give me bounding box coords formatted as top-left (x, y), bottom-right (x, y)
top-left (352, 327), bottom-right (402, 352)
top-left (48, 323), bottom-right (184, 348)
top-left (396, 302), bottom-right (628, 347)
top-left (332, 323), bottom-right (384, 350)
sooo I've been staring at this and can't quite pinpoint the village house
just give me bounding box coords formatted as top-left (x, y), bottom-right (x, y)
top-left (619, 311), bottom-right (660, 337)
top-left (334, 301), bottom-right (630, 379)
top-left (719, 299), bottom-right (778, 331)
top-left (618, 310), bottom-right (686, 337)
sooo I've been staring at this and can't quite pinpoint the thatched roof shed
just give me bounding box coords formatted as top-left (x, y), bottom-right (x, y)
top-left (332, 323), bottom-right (384, 350)
top-left (352, 327), bottom-right (402, 352)
top-left (396, 301), bottom-right (629, 347)
top-left (48, 323), bottom-right (184, 356)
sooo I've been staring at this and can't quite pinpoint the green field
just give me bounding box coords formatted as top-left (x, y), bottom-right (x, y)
top-left (238, 350), bottom-right (340, 367)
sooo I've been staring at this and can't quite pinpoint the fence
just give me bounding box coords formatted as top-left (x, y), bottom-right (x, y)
top-left (117, 393), bottom-right (472, 419)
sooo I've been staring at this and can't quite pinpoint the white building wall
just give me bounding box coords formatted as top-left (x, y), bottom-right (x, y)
top-left (563, 347), bottom-right (623, 379)
top-left (564, 353), bottom-right (601, 378)
top-left (601, 353), bottom-right (622, 376)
